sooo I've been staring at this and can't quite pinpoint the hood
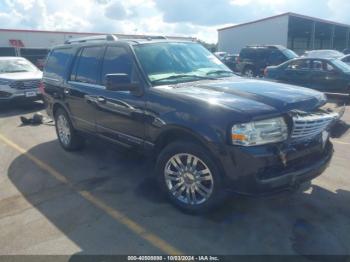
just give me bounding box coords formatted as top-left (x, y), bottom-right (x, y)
top-left (158, 77), bottom-right (326, 118)
top-left (0, 70), bottom-right (42, 80)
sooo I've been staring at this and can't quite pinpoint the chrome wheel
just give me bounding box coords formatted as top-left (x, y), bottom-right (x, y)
top-left (164, 153), bottom-right (214, 205)
top-left (56, 114), bottom-right (71, 146)
top-left (244, 69), bottom-right (254, 78)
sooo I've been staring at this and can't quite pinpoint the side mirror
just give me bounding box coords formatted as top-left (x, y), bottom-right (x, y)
top-left (105, 73), bottom-right (140, 92)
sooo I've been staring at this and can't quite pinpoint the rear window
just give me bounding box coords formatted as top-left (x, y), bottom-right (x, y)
top-left (240, 48), bottom-right (255, 59)
top-left (44, 48), bottom-right (73, 79)
top-left (240, 47), bottom-right (269, 60)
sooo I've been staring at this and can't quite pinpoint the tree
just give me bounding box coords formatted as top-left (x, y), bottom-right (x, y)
top-left (197, 40), bottom-right (218, 52)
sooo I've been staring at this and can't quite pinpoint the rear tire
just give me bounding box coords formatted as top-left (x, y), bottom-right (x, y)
top-left (54, 108), bottom-right (84, 151)
top-left (243, 67), bottom-right (256, 78)
top-left (155, 141), bottom-right (225, 213)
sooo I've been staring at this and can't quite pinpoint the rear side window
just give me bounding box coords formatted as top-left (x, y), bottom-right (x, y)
top-left (73, 46), bottom-right (103, 84)
top-left (287, 60), bottom-right (311, 70)
top-left (268, 51), bottom-right (287, 65)
top-left (101, 46), bottom-right (135, 84)
top-left (45, 48), bottom-right (73, 79)
top-left (240, 48), bottom-right (254, 59)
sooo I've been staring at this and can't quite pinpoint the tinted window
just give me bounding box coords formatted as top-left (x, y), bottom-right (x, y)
top-left (101, 46), bottom-right (134, 84)
top-left (45, 48), bottom-right (73, 78)
top-left (75, 46), bottom-right (103, 84)
top-left (342, 56), bottom-right (350, 62)
top-left (268, 51), bottom-right (286, 65)
top-left (240, 48), bottom-right (255, 59)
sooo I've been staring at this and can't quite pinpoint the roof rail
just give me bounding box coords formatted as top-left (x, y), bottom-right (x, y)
top-left (64, 34), bottom-right (118, 44)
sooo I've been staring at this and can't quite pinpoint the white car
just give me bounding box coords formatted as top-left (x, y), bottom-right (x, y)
top-left (0, 57), bottom-right (43, 104)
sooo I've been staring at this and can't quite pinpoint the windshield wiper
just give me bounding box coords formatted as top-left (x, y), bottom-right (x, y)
top-left (152, 74), bottom-right (215, 83)
top-left (206, 70), bottom-right (235, 76)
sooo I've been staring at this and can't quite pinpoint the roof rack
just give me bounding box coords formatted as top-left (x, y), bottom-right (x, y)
top-left (146, 35), bottom-right (167, 40)
top-left (246, 44), bottom-right (280, 48)
top-left (64, 34), bottom-right (118, 44)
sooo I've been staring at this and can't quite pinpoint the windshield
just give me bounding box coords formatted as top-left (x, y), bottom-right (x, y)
top-left (0, 58), bottom-right (38, 73)
top-left (282, 49), bottom-right (298, 59)
top-left (134, 42), bottom-right (234, 85)
top-left (332, 59), bottom-right (350, 72)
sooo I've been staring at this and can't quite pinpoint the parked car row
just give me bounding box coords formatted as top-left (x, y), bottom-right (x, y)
top-left (264, 57), bottom-right (350, 95)
top-left (216, 44), bottom-right (350, 96)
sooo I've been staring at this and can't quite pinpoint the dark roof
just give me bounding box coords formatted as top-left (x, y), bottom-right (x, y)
top-left (218, 12), bottom-right (350, 31)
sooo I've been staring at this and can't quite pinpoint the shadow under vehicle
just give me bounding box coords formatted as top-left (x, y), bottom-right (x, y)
top-left (5, 138), bottom-right (350, 257)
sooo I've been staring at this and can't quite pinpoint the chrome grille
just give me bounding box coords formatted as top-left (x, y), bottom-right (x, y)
top-left (291, 111), bottom-right (338, 140)
top-left (10, 79), bottom-right (40, 90)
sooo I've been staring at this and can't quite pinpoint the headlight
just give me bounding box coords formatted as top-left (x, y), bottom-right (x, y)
top-left (231, 117), bottom-right (288, 146)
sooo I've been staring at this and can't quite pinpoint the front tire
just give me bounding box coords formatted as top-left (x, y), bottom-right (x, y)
top-left (54, 108), bottom-right (84, 151)
top-left (156, 141), bottom-right (224, 213)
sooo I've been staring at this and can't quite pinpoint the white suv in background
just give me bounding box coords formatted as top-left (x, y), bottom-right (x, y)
top-left (0, 57), bottom-right (43, 104)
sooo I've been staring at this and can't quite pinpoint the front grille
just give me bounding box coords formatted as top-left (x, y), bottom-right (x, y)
top-left (291, 111), bottom-right (338, 140)
top-left (10, 79), bottom-right (40, 90)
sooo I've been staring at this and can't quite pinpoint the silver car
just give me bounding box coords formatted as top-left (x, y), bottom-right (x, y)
top-left (0, 57), bottom-right (43, 104)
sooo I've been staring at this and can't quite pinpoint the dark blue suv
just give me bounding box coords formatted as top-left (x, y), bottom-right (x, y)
top-left (42, 35), bottom-right (338, 213)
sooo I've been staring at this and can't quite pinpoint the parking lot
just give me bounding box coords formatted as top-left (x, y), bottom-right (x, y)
top-left (0, 98), bottom-right (349, 257)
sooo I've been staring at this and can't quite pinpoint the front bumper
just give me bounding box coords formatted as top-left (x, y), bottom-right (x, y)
top-left (0, 87), bottom-right (42, 103)
top-left (219, 134), bottom-right (333, 195)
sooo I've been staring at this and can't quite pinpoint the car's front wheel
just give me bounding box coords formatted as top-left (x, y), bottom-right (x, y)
top-left (54, 108), bottom-right (84, 151)
top-left (156, 141), bottom-right (224, 213)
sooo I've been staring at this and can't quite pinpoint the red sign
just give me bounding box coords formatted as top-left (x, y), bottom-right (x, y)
top-left (9, 39), bottom-right (24, 47)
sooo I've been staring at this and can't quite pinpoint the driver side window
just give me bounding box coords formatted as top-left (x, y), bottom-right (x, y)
top-left (101, 46), bottom-right (138, 85)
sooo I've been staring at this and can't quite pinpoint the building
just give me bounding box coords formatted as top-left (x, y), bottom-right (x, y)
top-left (218, 12), bottom-right (350, 54)
top-left (0, 28), bottom-right (195, 49)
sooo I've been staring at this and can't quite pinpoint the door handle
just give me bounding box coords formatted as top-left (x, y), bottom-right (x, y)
top-left (64, 89), bottom-right (70, 95)
top-left (97, 96), bottom-right (106, 103)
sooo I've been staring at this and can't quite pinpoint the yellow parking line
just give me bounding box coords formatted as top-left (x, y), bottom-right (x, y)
top-left (332, 140), bottom-right (350, 145)
top-left (0, 133), bottom-right (183, 255)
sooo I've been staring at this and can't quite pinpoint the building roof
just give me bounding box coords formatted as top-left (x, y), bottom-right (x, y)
top-left (218, 12), bottom-right (350, 31)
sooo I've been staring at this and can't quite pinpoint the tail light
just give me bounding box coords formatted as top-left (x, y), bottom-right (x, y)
top-left (264, 68), bottom-right (268, 76)
top-left (38, 81), bottom-right (46, 94)
top-left (237, 56), bottom-right (241, 63)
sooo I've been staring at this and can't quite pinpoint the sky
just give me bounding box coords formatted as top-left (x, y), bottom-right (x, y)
top-left (0, 0), bottom-right (350, 43)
